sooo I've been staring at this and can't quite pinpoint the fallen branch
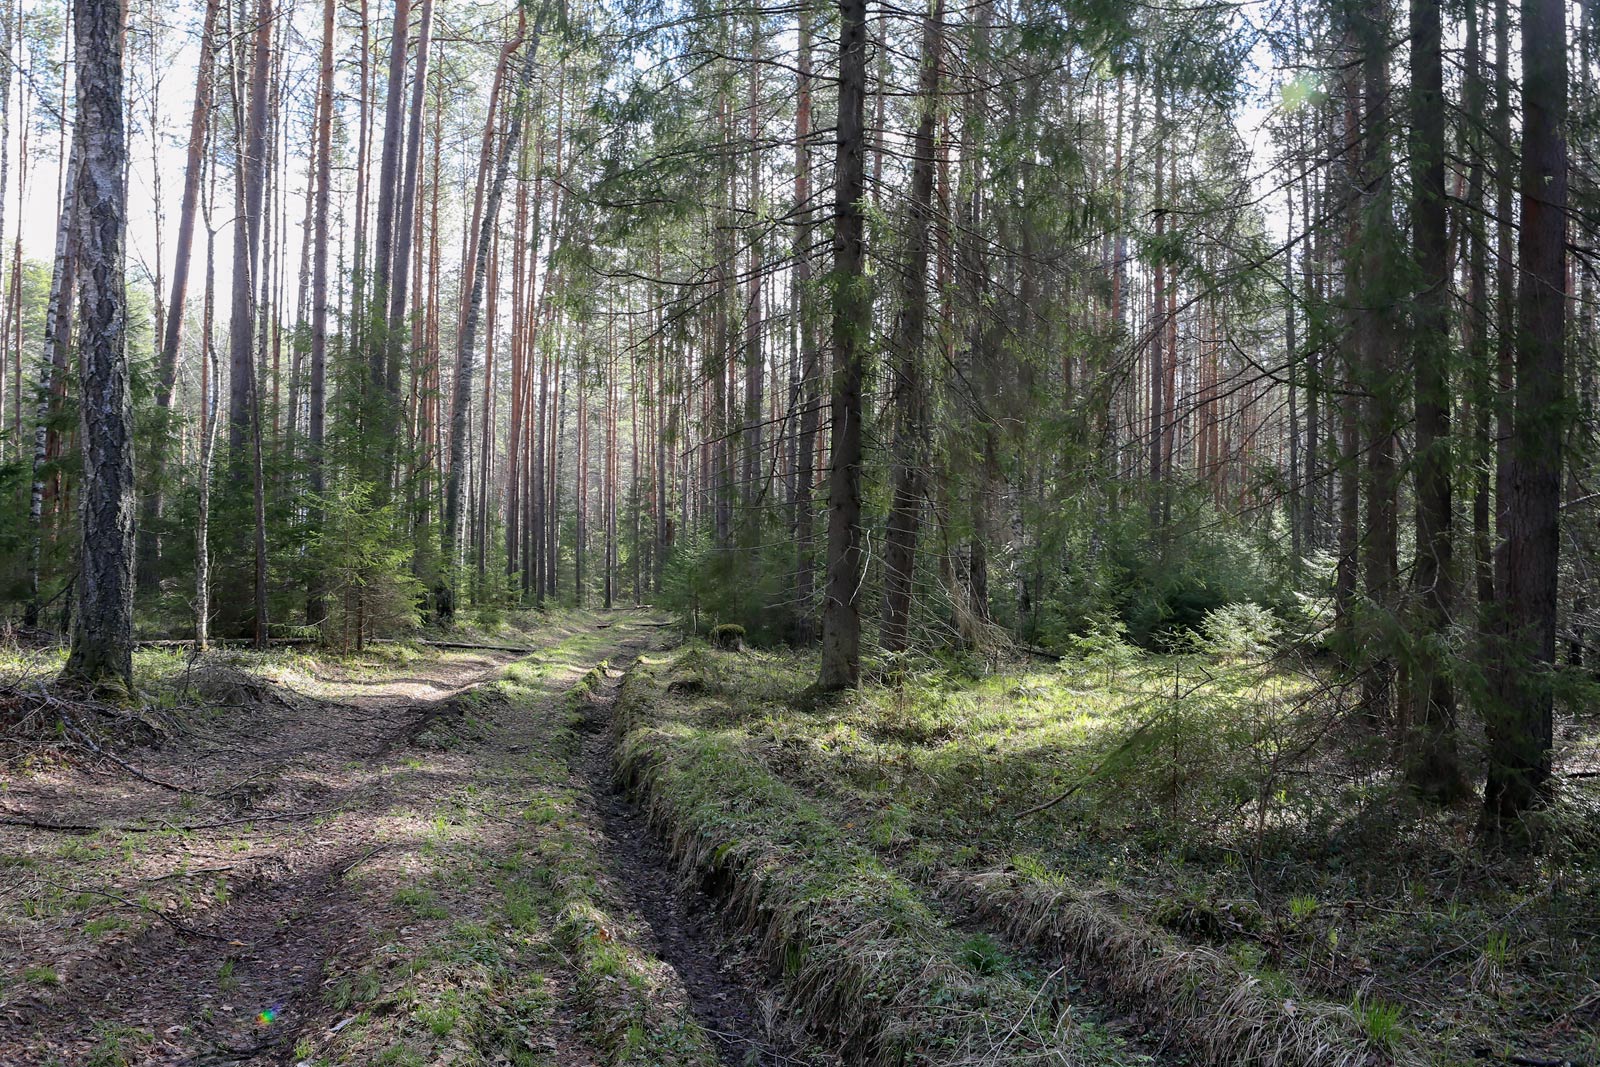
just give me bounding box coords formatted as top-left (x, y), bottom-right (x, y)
top-left (0, 807), bottom-right (338, 836)
top-left (415, 640), bottom-right (535, 653)
top-left (1014, 711), bottom-right (1162, 818)
top-left (337, 844), bottom-right (389, 877)
top-left (1016, 667), bottom-right (1218, 818)
top-left (154, 807), bottom-right (341, 832)
top-left (57, 707), bottom-right (199, 795)
top-left (0, 815), bottom-right (101, 833)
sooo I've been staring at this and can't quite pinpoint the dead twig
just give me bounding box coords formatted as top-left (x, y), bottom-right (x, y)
top-left (57, 706), bottom-right (200, 795)
top-left (0, 807), bottom-right (339, 835)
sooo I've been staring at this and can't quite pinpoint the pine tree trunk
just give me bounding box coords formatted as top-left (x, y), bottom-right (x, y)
top-left (1490, 0), bottom-right (1514, 608)
top-left (306, 0), bottom-right (336, 631)
top-left (1465, 0), bottom-right (1495, 611)
top-left (1358, 0), bottom-right (1399, 726)
top-left (791, 1), bottom-right (818, 642)
top-left (228, 0), bottom-right (272, 460)
top-left (60, 0), bottom-right (133, 694)
top-left (1332, 12), bottom-right (1361, 634)
top-left (196, 229), bottom-right (219, 649)
top-left (369, 0), bottom-right (413, 488)
top-left (23, 120), bottom-right (79, 631)
top-left (137, 0), bottom-right (220, 589)
top-left (441, 15), bottom-right (545, 613)
top-left (741, 17), bottom-right (764, 522)
top-left (1149, 78), bottom-right (1165, 491)
top-left (384, 0), bottom-right (433, 480)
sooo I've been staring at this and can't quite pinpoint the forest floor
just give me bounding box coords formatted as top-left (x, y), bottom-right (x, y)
top-left (0, 610), bottom-right (834, 1066)
top-left (613, 641), bottom-right (1600, 1067)
top-left (3, 618), bottom-right (1596, 1067)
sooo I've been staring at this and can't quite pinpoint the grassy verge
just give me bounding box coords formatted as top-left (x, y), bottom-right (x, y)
top-left (614, 654), bottom-right (1149, 1067)
top-left (617, 642), bottom-right (1600, 1067)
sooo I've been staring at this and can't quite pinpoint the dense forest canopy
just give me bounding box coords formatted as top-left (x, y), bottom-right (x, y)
top-left (0, 0), bottom-right (1593, 847)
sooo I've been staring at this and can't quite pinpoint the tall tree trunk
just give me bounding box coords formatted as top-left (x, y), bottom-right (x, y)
top-left (1405, 0), bottom-right (1467, 800)
top-left (1491, 0), bottom-right (1514, 599)
top-left (1465, 0), bottom-right (1495, 611)
top-left (306, 0), bottom-right (336, 630)
top-left (816, 0), bottom-right (869, 690)
top-left (576, 350), bottom-right (588, 605)
top-left (741, 16), bottom-right (764, 522)
top-left (228, 0), bottom-right (272, 459)
top-left (1481, 0), bottom-right (1568, 841)
top-left (61, 0), bottom-right (133, 694)
top-left (196, 232), bottom-right (219, 649)
top-left (386, 0), bottom-right (433, 473)
top-left (791, 0), bottom-right (819, 642)
top-left (222, 0), bottom-right (273, 637)
top-left (369, 0), bottom-right (415, 489)
top-left (1358, 0), bottom-right (1398, 724)
top-left (1332, 11), bottom-right (1361, 635)
top-left (23, 120), bottom-right (80, 631)
top-left (137, 0), bottom-right (220, 588)
top-left (880, 0), bottom-right (942, 655)
top-left (477, 232), bottom-right (499, 584)
top-left (441, 14), bottom-right (545, 613)
top-left (1149, 76), bottom-right (1165, 492)
top-left (506, 157), bottom-right (528, 583)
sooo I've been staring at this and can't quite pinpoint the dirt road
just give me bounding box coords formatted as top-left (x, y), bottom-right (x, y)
top-left (0, 613), bottom-right (812, 1066)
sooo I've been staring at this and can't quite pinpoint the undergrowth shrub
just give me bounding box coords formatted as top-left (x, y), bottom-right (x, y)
top-left (308, 481), bottom-right (423, 648)
top-left (1034, 490), bottom-right (1283, 649)
top-left (659, 527), bottom-right (790, 644)
top-left (1198, 602), bottom-right (1281, 659)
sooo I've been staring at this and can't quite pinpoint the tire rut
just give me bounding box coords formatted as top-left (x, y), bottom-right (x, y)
top-left (575, 647), bottom-right (831, 1067)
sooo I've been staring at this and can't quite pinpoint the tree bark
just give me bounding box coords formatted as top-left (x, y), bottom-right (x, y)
top-left (880, 0), bottom-right (942, 655)
top-left (1358, 0), bottom-right (1398, 725)
top-left (23, 120), bottom-right (80, 631)
top-left (741, 16), bottom-right (764, 521)
top-left (816, 0), bottom-right (870, 690)
top-left (1481, 0), bottom-right (1567, 841)
top-left (441, 13), bottom-right (545, 612)
top-left (1404, 0), bottom-right (1467, 801)
top-left (196, 228), bottom-right (219, 649)
top-left (790, 3), bottom-right (817, 642)
top-left (61, 0), bottom-right (133, 694)
top-left (137, 0), bottom-right (220, 589)
top-left (306, 0), bottom-right (336, 630)
top-left (227, 0), bottom-right (272, 460)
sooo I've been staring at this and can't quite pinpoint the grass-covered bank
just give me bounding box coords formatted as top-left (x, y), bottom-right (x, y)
top-left (614, 640), bottom-right (1600, 1067)
top-left (614, 653), bottom-right (1157, 1067)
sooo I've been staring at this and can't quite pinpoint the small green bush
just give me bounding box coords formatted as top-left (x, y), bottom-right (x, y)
top-left (1198, 602), bottom-right (1281, 659)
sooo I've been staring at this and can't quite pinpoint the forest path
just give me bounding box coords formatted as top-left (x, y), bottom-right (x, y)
top-left (0, 611), bottom-right (797, 1066)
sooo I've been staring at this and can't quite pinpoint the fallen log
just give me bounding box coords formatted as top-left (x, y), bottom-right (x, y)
top-left (414, 640), bottom-right (536, 653)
